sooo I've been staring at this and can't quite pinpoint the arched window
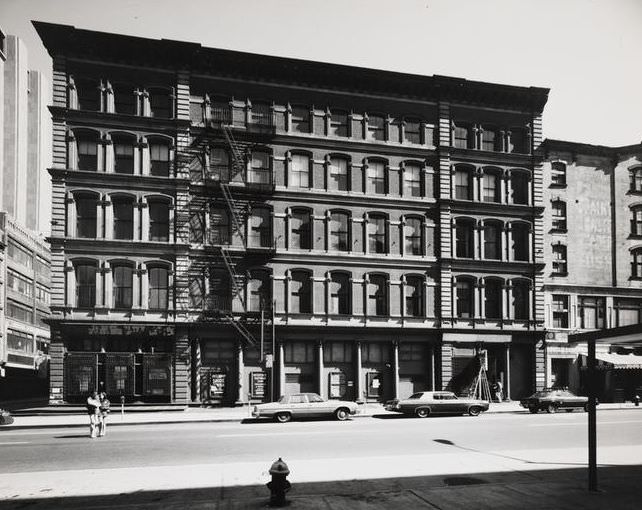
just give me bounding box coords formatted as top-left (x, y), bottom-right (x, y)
top-left (290, 153), bottom-right (310, 188)
top-left (484, 278), bottom-right (503, 319)
top-left (631, 248), bottom-right (642, 279)
top-left (368, 213), bottom-right (388, 254)
top-left (250, 150), bottom-right (270, 184)
top-left (405, 275), bottom-right (424, 317)
top-left (148, 199), bottom-right (170, 241)
top-left (149, 138), bottom-right (170, 177)
top-left (630, 167), bottom-right (642, 193)
top-left (367, 160), bottom-right (386, 195)
top-left (455, 277), bottom-right (474, 318)
top-left (329, 156), bottom-right (349, 191)
top-left (329, 211), bottom-right (350, 252)
top-left (112, 264), bottom-right (133, 308)
top-left (367, 114), bottom-right (385, 141)
top-left (247, 270), bottom-right (271, 312)
top-left (75, 193), bottom-right (98, 238)
top-left (112, 134), bottom-right (135, 174)
top-left (481, 127), bottom-right (498, 152)
top-left (404, 217), bottom-right (423, 256)
top-left (188, 274), bottom-right (204, 308)
top-left (631, 207), bottom-right (642, 236)
top-left (113, 83), bottom-right (137, 115)
top-left (512, 280), bottom-right (530, 320)
top-left (189, 211), bottom-right (205, 244)
top-left (483, 221), bottom-right (502, 260)
top-left (329, 272), bottom-right (351, 315)
top-left (367, 274), bottom-right (388, 316)
top-left (404, 118), bottom-right (421, 144)
top-left (208, 148), bottom-right (229, 182)
top-left (552, 244), bottom-right (568, 274)
top-left (551, 200), bottom-right (567, 230)
top-left (290, 270), bottom-right (312, 313)
top-left (249, 207), bottom-right (272, 248)
top-left (210, 207), bottom-right (230, 245)
top-left (455, 218), bottom-right (475, 258)
top-left (148, 87), bottom-right (173, 118)
top-left (148, 266), bottom-right (169, 309)
top-left (76, 131), bottom-right (99, 171)
top-left (112, 196), bottom-right (135, 239)
top-left (511, 223), bottom-right (530, 262)
top-left (290, 209), bottom-right (312, 250)
top-left (75, 261), bottom-right (96, 308)
top-left (482, 169), bottom-right (500, 202)
top-left (455, 166), bottom-right (473, 200)
top-left (404, 164), bottom-right (422, 197)
top-left (551, 161), bottom-right (567, 186)
top-left (291, 106), bottom-right (310, 133)
top-left (510, 172), bottom-right (529, 205)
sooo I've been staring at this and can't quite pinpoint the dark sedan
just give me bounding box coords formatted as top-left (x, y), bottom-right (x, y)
top-left (385, 391), bottom-right (489, 418)
top-left (520, 388), bottom-right (593, 414)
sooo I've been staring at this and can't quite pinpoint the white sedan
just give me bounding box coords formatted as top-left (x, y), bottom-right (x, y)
top-left (252, 393), bottom-right (359, 423)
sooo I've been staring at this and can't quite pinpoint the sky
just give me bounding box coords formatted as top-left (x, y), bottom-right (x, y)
top-left (1, 0), bottom-right (641, 147)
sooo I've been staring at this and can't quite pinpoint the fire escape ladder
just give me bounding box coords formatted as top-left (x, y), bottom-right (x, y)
top-left (221, 183), bottom-right (247, 248)
top-left (223, 315), bottom-right (257, 348)
top-left (219, 246), bottom-right (246, 311)
top-left (222, 125), bottom-right (246, 182)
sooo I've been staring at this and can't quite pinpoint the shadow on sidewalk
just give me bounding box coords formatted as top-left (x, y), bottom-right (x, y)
top-left (0, 465), bottom-right (640, 509)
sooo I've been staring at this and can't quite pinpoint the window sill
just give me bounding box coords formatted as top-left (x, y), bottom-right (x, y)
top-left (550, 228), bottom-right (568, 234)
top-left (549, 183), bottom-right (567, 189)
top-left (551, 272), bottom-right (568, 277)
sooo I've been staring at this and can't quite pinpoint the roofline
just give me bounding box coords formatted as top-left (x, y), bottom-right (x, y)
top-left (542, 138), bottom-right (642, 157)
top-left (32, 20), bottom-right (549, 112)
top-left (568, 324), bottom-right (642, 345)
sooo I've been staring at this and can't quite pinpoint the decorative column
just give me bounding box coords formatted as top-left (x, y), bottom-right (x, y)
top-left (317, 341), bottom-right (324, 398)
top-left (236, 341), bottom-right (245, 404)
top-left (429, 345), bottom-right (436, 390)
top-left (278, 342), bottom-right (285, 399)
top-left (103, 262), bottom-right (113, 308)
top-left (140, 266), bottom-right (149, 310)
top-left (140, 138), bottom-right (150, 176)
top-left (66, 193), bottom-right (76, 237)
top-left (192, 337), bottom-right (202, 403)
top-left (355, 341), bottom-right (362, 402)
top-left (504, 344), bottom-right (511, 400)
top-left (64, 260), bottom-right (75, 308)
top-left (103, 198), bottom-right (113, 240)
top-left (392, 341), bottom-right (399, 400)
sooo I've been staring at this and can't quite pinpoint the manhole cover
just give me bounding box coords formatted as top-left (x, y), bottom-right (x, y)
top-left (443, 477), bottom-right (488, 486)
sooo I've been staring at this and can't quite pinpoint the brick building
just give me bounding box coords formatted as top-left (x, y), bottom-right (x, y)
top-left (542, 139), bottom-right (642, 401)
top-left (35, 22), bottom-right (548, 405)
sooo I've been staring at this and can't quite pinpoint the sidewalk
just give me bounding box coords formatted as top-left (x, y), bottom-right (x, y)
top-left (1, 401), bottom-right (639, 430)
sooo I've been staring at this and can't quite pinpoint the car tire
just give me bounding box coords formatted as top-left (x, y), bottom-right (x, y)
top-left (529, 407), bottom-right (539, 414)
top-left (275, 412), bottom-right (291, 423)
top-left (335, 408), bottom-right (350, 421)
top-left (468, 406), bottom-right (482, 417)
top-left (416, 408), bottom-right (430, 418)
top-left (546, 404), bottom-right (557, 414)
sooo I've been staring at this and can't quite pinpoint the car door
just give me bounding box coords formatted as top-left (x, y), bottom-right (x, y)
top-left (289, 394), bottom-right (309, 417)
top-left (441, 392), bottom-right (465, 413)
top-left (307, 393), bottom-right (330, 417)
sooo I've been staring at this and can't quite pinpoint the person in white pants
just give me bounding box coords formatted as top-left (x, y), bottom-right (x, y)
top-left (98, 393), bottom-right (110, 437)
top-left (86, 392), bottom-right (100, 438)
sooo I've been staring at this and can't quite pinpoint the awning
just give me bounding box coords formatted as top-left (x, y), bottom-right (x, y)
top-left (580, 353), bottom-right (642, 370)
top-left (442, 333), bottom-right (512, 344)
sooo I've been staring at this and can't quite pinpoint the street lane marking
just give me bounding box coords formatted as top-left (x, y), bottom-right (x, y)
top-left (217, 430), bottom-right (358, 438)
top-left (529, 419), bottom-right (642, 427)
top-left (0, 441), bottom-right (30, 445)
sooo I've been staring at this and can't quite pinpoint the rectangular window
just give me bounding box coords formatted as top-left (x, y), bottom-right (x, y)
top-left (7, 330), bottom-right (34, 354)
top-left (77, 138), bottom-right (98, 171)
top-left (148, 201), bottom-right (169, 242)
top-left (291, 106), bottom-right (310, 133)
top-left (615, 299), bottom-right (642, 327)
top-left (367, 161), bottom-right (386, 194)
top-left (148, 267), bottom-right (169, 309)
top-left (7, 300), bottom-right (34, 324)
top-left (290, 154), bottom-right (309, 188)
top-left (404, 166), bottom-right (422, 197)
top-left (453, 125), bottom-right (470, 148)
top-left (399, 343), bottom-right (425, 362)
top-left (368, 216), bottom-right (387, 254)
top-left (361, 343), bottom-right (386, 363)
top-left (113, 85), bottom-right (137, 115)
top-left (36, 284), bottom-right (50, 304)
top-left (404, 119), bottom-right (421, 144)
top-left (579, 296), bottom-right (605, 329)
top-left (250, 151), bottom-right (270, 185)
top-left (189, 275), bottom-right (204, 308)
top-left (8, 240), bottom-right (33, 269)
top-left (76, 196), bottom-right (97, 238)
top-left (284, 342), bottom-right (315, 363)
top-left (481, 129), bottom-right (497, 152)
top-left (329, 158), bottom-right (348, 191)
top-left (35, 256), bottom-right (49, 279)
top-left (329, 212), bottom-right (350, 252)
top-left (455, 170), bottom-right (471, 200)
top-left (113, 266), bottom-right (133, 308)
top-left (76, 264), bottom-right (96, 308)
top-left (7, 269), bottom-right (33, 298)
top-left (552, 201), bottom-right (567, 231)
top-left (367, 115), bottom-right (385, 141)
top-left (323, 342), bottom-right (353, 363)
top-left (150, 143), bottom-right (170, 177)
top-left (552, 295), bottom-right (569, 328)
top-left (552, 245), bottom-right (567, 274)
top-left (290, 210), bottom-right (311, 250)
top-left (551, 162), bottom-right (567, 186)
top-left (329, 111), bottom-right (348, 137)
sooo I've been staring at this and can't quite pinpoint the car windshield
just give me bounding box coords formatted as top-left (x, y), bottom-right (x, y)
top-left (408, 393), bottom-right (425, 399)
top-left (307, 394), bottom-right (325, 403)
top-left (530, 391), bottom-right (552, 398)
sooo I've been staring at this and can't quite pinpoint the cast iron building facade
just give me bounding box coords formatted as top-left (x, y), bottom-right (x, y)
top-left (542, 140), bottom-right (642, 401)
top-left (35, 22), bottom-right (548, 405)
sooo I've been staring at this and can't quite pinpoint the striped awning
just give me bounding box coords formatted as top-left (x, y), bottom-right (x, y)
top-left (580, 353), bottom-right (642, 370)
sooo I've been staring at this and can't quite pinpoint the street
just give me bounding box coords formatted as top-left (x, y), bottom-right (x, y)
top-left (0, 410), bottom-right (641, 503)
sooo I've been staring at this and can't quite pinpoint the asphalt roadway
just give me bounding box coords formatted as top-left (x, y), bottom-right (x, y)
top-left (0, 410), bottom-right (641, 508)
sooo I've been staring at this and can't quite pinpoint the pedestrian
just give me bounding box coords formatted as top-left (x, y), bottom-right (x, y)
top-left (98, 392), bottom-right (110, 437)
top-left (495, 380), bottom-right (504, 403)
top-left (86, 391), bottom-right (100, 438)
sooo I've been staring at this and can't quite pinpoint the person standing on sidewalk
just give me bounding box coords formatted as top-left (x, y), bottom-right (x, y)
top-left (495, 380), bottom-right (504, 403)
top-left (98, 392), bottom-right (110, 437)
top-left (86, 391), bottom-right (100, 438)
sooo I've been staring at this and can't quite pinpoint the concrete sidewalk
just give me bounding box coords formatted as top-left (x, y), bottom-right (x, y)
top-left (0, 401), bottom-right (639, 430)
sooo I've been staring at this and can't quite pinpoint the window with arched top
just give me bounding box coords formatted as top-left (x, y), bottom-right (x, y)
top-left (404, 164), bottom-right (422, 197)
top-left (455, 218), bottom-right (475, 258)
top-left (455, 166), bottom-right (473, 200)
top-left (512, 280), bottom-right (530, 320)
top-left (247, 270), bottom-right (271, 312)
top-left (148, 199), bottom-right (170, 241)
top-left (149, 138), bottom-right (171, 177)
top-left (404, 217), bottom-right (423, 256)
top-left (631, 248), bottom-right (642, 279)
top-left (112, 134), bottom-right (136, 174)
top-left (367, 274), bottom-right (388, 316)
top-left (551, 161), bottom-right (567, 186)
top-left (482, 169), bottom-right (501, 202)
top-left (455, 277), bottom-right (474, 318)
top-left (148, 266), bottom-right (169, 310)
top-left (290, 209), bottom-right (312, 250)
top-left (368, 213), bottom-right (388, 254)
top-left (630, 167), bottom-right (642, 193)
top-left (484, 278), bottom-right (503, 319)
top-left (75, 193), bottom-right (98, 238)
top-left (512, 223), bottom-right (530, 261)
top-left (405, 275), bottom-right (424, 317)
top-left (112, 196), bottom-right (135, 239)
top-left (367, 160), bottom-right (386, 194)
top-left (76, 131), bottom-right (100, 171)
top-left (329, 156), bottom-right (349, 191)
top-left (511, 172), bottom-right (529, 205)
top-left (112, 263), bottom-right (134, 308)
top-left (483, 221), bottom-right (502, 260)
top-left (290, 270), bottom-right (312, 313)
top-left (74, 261), bottom-right (97, 308)
top-left (290, 153), bottom-right (310, 188)
top-left (329, 211), bottom-right (350, 252)
top-left (329, 271), bottom-right (351, 315)
top-left (248, 207), bottom-right (272, 248)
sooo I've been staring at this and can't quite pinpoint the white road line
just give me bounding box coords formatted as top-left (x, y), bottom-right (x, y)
top-left (529, 419), bottom-right (642, 427)
top-left (0, 441), bottom-right (30, 445)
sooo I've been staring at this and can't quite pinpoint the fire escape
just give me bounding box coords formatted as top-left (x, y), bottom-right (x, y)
top-left (184, 99), bottom-right (275, 351)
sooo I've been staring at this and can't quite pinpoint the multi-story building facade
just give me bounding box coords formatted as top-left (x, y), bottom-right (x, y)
top-left (35, 22), bottom-right (548, 405)
top-left (542, 139), bottom-right (642, 401)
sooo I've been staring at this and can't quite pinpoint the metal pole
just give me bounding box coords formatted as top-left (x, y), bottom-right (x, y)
top-left (260, 307), bottom-right (265, 362)
top-left (271, 299), bottom-right (276, 402)
top-left (587, 336), bottom-right (598, 492)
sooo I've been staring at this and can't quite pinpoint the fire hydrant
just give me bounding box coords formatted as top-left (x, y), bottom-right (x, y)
top-left (267, 457), bottom-right (291, 507)
top-left (634, 395), bottom-right (640, 407)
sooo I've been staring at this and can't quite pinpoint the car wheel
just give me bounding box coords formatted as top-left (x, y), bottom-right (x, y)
top-left (529, 407), bottom-right (539, 414)
top-left (468, 406), bottom-right (482, 417)
top-left (275, 412), bottom-right (291, 423)
top-left (416, 408), bottom-right (430, 418)
top-left (335, 408), bottom-right (349, 421)
top-left (546, 404), bottom-right (557, 414)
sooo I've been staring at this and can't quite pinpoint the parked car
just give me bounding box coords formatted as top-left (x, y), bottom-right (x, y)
top-left (520, 388), bottom-right (593, 414)
top-left (252, 393), bottom-right (359, 423)
top-left (385, 391), bottom-right (489, 418)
